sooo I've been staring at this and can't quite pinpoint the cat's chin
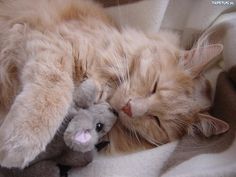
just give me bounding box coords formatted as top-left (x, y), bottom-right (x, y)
top-left (117, 111), bottom-right (133, 128)
top-left (118, 112), bottom-right (150, 129)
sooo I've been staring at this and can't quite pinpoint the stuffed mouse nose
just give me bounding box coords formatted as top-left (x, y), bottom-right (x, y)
top-left (121, 101), bottom-right (132, 117)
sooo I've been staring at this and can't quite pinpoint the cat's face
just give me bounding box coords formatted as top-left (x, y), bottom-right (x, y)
top-left (108, 38), bottom-right (229, 150)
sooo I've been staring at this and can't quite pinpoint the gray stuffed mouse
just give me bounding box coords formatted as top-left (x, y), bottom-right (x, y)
top-left (0, 79), bottom-right (117, 177)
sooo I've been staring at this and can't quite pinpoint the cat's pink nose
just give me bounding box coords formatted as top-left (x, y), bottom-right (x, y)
top-left (121, 101), bottom-right (132, 117)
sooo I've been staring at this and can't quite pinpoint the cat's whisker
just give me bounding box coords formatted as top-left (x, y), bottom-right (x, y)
top-left (117, 52), bottom-right (128, 85)
top-left (172, 119), bottom-right (193, 136)
top-left (125, 83), bottom-right (130, 96)
top-left (144, 134), bottom-right (162, 146)
top-left (130, 123), bottom-right (164, 147)
top-left (129, 125), bottom-right (142, 145)
top-left (100, 52), bottom-right (123, 85)
top-left (107, 62), bottom-right (122, 85)
top-left (111, 57), bottom-right (123, 85)
top-left (126, 126), bottom-right (138, 145)
top-left (133, 129), bottom-right (142, 145)
top-left (124, 55), bottom-right (131, 91)
top-left (124, 82), bottom-right (129, 93)
top-left (98, 64), bottom-right (122, 87)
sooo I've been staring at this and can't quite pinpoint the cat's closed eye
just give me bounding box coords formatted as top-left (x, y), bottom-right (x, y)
top-left (153, 116), bottom-right (161, 126)
top-left (151, 78), bottom-right (159, 94)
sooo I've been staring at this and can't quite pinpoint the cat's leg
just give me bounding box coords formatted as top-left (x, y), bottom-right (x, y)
top-left (0, 38), bottom-right (75, 168)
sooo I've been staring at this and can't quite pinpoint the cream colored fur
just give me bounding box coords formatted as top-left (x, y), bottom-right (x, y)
top-left (0, 0), bottom-right (228, 168)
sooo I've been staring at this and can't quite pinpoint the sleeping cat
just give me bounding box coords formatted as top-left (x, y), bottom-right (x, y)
top-left (0, 0), bottom-right (229, 168)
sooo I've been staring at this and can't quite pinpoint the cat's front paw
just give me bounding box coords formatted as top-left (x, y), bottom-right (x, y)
top-left (0, 128), bottom-right (44, 168)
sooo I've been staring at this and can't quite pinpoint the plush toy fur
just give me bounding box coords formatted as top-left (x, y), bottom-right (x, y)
top-left (0, 79), bottom-right (117, 177)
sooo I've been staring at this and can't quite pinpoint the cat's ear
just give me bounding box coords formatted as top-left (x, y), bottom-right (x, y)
top-left (182, 44), bottom-right (223, 78)
top-left (189, 113), bottom-right (229, 137)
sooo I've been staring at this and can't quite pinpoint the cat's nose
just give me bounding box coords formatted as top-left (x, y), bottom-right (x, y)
top-left (121, 101), bottom-right (132, 117)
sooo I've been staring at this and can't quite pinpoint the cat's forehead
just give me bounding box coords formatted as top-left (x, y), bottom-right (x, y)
top-left (136, 45), bottom-right (178, 79)
top-left (139, 56), bottom-right (158, 79)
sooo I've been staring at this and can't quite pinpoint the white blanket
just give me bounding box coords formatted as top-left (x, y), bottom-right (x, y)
top-left (69, 136), bottom-right (236, 177)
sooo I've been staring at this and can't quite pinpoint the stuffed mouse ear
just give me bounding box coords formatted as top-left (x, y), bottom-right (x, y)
top-left (189, 113), bottom-right (229, 137)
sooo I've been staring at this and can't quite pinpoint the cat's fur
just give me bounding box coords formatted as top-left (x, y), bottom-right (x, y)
top-left (0, 0), bottom-right (229, 168)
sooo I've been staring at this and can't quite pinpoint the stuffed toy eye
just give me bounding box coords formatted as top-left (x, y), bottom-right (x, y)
top-left (96, 123), bottom-right (104, 132)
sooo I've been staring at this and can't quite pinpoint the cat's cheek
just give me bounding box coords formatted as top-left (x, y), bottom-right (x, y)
top-left (119, 112), bottom-right (131, 120)
top-left (118, 112), bottom-right (134, 127)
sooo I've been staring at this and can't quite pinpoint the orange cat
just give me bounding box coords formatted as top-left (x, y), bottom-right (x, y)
top-left (0, 0), bottom-right (228, 168)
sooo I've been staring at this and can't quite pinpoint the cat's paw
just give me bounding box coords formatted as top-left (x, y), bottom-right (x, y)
top-left (0, 128), bottom-right (44, 168)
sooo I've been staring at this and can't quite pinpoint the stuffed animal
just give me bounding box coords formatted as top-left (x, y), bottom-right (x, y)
top-left (0, 79), bottom-right (118, 177)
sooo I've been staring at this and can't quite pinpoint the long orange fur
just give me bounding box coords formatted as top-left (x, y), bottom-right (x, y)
top-left (0, 0), bottom-right (228, 168)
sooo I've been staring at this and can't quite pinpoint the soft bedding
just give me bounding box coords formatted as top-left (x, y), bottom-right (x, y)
top-left (69, 1), bottom-right (236, 177)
